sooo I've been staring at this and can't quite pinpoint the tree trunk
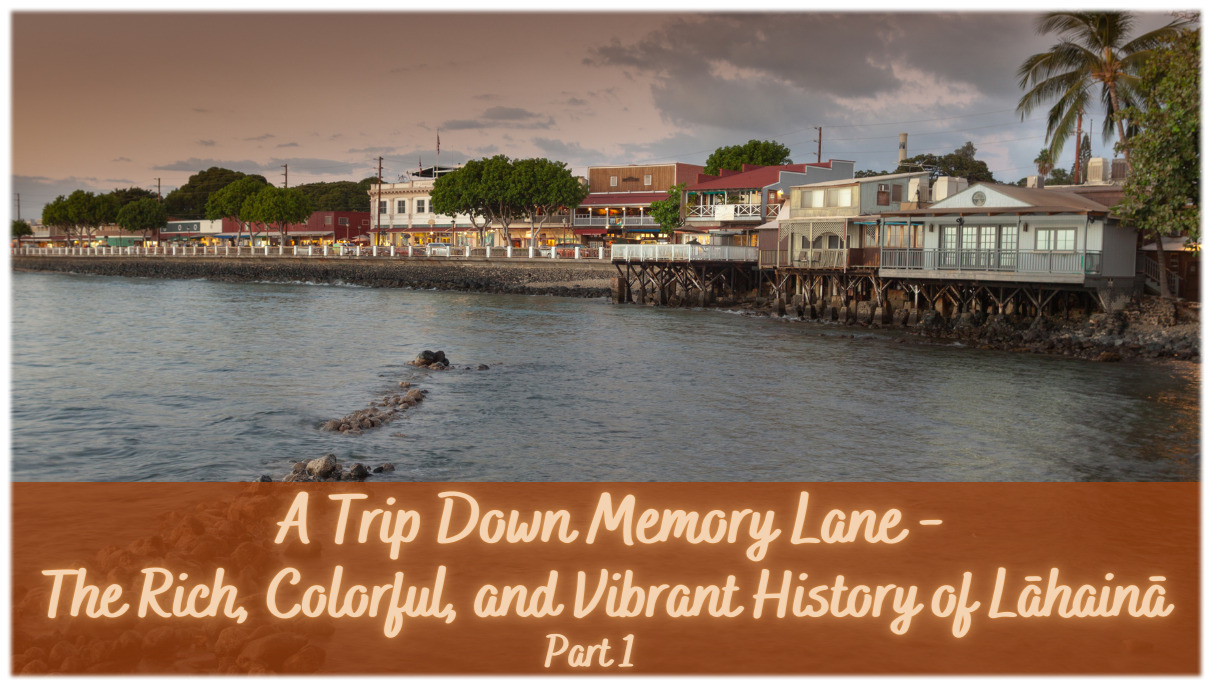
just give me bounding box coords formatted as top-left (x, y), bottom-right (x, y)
top-left (1107, 80), bottom-right (1132, 171)
top-left (1154, 232), bottom-right (1172, 298)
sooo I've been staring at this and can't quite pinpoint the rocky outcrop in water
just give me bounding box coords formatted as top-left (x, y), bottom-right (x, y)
top-left (320, 387), bottom-right (428, 435)
top-left (268, 454), bottom-right (395, 482)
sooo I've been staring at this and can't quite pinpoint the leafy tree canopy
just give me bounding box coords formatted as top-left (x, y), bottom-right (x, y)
top-left (1115, 29), bottom-right (1200, 295)
top-left (856, 142), bottom-right (996, 183)
top-left (108, 187), bottom-right (158, 209)
top-left (12, 219), bottom-right (33, 237)
top-left (649, 184), bottom-right (685, 235)
top-left (294, 180), bottom-right (374, 212)
top-left (704, 140), bottom-right (792, 175)
top-left (513, 157), bottom-right (588, 245)
top-left (241, 186), bottom-right (314, 238)
top-left (116, 197), bottom-right (167, 239)
top-left (164, 167), bottom-right (268, 219)
top-left (206, 176), bottom-right (269, 222)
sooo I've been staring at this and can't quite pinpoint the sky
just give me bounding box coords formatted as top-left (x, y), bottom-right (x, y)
top-left (7, 7), bottom-right (1194, 221)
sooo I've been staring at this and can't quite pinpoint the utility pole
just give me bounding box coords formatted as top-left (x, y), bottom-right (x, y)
top-left (815, 126), bottom-right (822, 164)
top-left (155, 178), bottom-right (161, 201)
top-left (15, 193), bottom-right (19, 221)
top-left (282, 164), bottom-right (288, 188)
top-left (376, 156), bottom-right (383, 235)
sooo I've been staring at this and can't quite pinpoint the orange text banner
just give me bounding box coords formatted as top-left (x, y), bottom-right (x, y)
top-left (11, 482), bottom-right (1198, 675)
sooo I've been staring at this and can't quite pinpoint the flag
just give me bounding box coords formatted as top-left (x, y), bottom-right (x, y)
top-left (437, 130), bottom-right (440, 157)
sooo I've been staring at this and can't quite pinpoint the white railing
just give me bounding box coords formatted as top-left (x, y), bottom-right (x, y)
top-left (1137, 254), bottom-right (1181, 293)
top-left (686, 203), bottom-right (763, 220)
top-left (792, 249), bottom-right (847, 269)
top-left (881, 249), bottom-right (1104, 275)
top-left (610, 244), bottom-right (758, 262)
top-left (572, 215), bottom-right (659, 227)
top-left (11, 245), bottom-right (616, 262)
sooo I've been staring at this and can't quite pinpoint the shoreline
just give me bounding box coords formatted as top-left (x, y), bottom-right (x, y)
top-left (13, 255), bottom-right (1199, 363)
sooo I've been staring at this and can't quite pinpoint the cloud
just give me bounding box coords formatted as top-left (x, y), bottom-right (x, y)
top-left (198, 139), bottom-right (216, 147)
top-left (441, 106), bottom-right (555, 131)
top-left (12, 175), bottom-right (127, 220)
top-left (111, 156), bottom-right (131, 163)
top-left (153, 158), bottom-right (267, 173)
top-left (244, 133), bottom-right (275, 141)
top-left (473, 93), bottom-right (500, 101)
top-left (531, 137), bottom-right (607, 165)
top-left (276, 142), bottom-right (299, 148)
top-left (192, 108), bottom-right (210, 114)
top-left (348, 146), bottom-right (398, 154)
top-left (564, 97), bottom-right (588, 106)
top-left (584, 13), bottom-right (1062, 136)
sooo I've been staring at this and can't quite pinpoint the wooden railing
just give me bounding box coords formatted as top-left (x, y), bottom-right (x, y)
top-left (882, 249), bottom-right (1104, 275)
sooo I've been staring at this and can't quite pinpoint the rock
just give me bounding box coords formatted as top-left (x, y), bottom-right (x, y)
top-left (373, 463), bottom-right (396, 473)
top-left (258, 475), bottom-right (272, 482)
top-left (349, 463), bottom-right (371, 480)
top-left (306, 454), bottom-right (339, 479)
top-left (477, 364), bottom-right (489, 370)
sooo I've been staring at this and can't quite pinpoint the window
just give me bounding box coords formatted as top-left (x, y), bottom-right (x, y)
top-left (979, 226), bottom-right (997, 251)
top-left (378, 200), bottom-right (387, 214)
top-left (877, 184), bottom-right (890, 206)
top-left (397, 199), bottom-right (408, 213)
top-left (1000, 226), bottom-right (1017, 252)
top-left (338, 217), bottom-right (349, 226)
top-left (324, 215), bottom-right (333, 226)
top-left (416, 198), bottom-right (428, 214)
top-left (1036, 227), bottom-right (1076, 251)
top-left (644, 174), bottom-right (652, 186)
top-left (892, 185), bottom-right (903, 203)
top-left (610, 176), bottom-right (618, 187)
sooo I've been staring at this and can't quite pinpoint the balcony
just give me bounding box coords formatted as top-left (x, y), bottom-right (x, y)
top-left (881, 249), bottom-right (1104, 279)
top-left (686, 204), bottom-right (763, 221)
top-left (572, 215), bottom-right (659, 228)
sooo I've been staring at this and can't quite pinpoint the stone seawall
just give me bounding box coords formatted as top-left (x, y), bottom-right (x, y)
top-left (12, 256), bottom-right (615, 298)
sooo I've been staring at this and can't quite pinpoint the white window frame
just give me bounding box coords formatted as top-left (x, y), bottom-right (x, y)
top-left (397, 199), bottom-right (408, 213)
top-left (610, 176), bottom-right (618, 187)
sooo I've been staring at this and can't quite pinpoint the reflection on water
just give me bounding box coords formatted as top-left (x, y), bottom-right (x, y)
top-left (10, 271), bottom-right (1200, 482)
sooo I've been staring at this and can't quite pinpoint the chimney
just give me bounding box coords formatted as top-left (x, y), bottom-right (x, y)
top-left (898, 133), bottom-right (908, 164)
top-left (1025, 175), bottom-right (1044, 189)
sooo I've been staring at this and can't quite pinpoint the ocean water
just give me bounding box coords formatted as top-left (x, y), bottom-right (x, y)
top-left (10, 271), bottom-right (1200, 482)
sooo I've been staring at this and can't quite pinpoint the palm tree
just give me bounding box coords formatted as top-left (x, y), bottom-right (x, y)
top-left (1033, 148), bottom-right (1055, 177)
top-left (1016, 12), bottom-right (1188, 167)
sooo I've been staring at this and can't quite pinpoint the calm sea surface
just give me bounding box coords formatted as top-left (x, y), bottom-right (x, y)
top-left (10, 270), bottom-right (1201, 482)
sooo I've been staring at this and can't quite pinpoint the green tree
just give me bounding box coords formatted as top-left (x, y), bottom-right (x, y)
top-left (1047, 167), bottom-right (1075, 185)
top-left (240, 186), bottom-right (313, 245)
top-left (164, 167), bottom-right (268, 219)
top-left (431, 155), bottom-right (525, 246)
top-left (1034, 148), bottom-right (1056, 177)
top-left (704, 140), bottom-right (792, 175)
top-left (41, 195), bottom-right (75, 243)
top-left (1115, 29), bottom-right (1200, 298)
top-left (11, 219), bottom-right (33, 239)
top-left (206, 176), bottom-right (269, 246)
top-left (648, 183), bottom-right (685, 235)
top-left (1016, 12), bottom-right (1189, 166)
top-left (115, 197), bottom-right (167, 244)
top-left (514, 158), bottom-right (588, 247)
top-left (108, 187), bottom-right (158, 208)
top-left (61, 190), bottom-right (118, 245)
top-left (294, 180), bottom-right (373, 212)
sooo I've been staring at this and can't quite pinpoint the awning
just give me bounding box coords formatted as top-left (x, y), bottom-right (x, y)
top-left (573, 228), bottom-right (607, 236)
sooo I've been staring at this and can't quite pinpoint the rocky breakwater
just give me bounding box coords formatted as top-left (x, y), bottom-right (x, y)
top-left (264, 350), bottom-right (491, 482)
top-left (742, 295), bottom-right (1199, 363)
top-left (13, 255), bottom-right (614, 298)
